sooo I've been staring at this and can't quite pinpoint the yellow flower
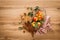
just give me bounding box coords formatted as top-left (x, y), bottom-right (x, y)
top-left (32, 22), bottom-right (35, 27)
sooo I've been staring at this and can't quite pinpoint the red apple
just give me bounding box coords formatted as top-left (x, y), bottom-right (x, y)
top-left (33, 17), bottom-right (38, 21)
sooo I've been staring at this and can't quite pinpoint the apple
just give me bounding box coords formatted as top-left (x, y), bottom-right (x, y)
top-left (33, 17), bottom-right (38, 21)
top-left (38, 22), bottom-right (41, 27)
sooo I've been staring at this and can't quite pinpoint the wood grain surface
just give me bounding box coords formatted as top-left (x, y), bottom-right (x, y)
top-left (0, 0), bottom-right (60, 40)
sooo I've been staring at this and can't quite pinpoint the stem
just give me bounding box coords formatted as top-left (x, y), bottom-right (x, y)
top-left (31, 33), bottom-right (35, 40)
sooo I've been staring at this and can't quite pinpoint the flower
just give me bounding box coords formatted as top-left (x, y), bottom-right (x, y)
top-left (32, 22), bottom-right (35, 27)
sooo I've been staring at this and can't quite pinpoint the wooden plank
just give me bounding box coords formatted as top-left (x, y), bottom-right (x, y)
top-left (0, 0), bottom-right (60, 8)
top-left (0, 0), bottom-right (60, 40)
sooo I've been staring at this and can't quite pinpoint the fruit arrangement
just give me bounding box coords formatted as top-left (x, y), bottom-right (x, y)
top-left (19, 6), bottom-right (52, 39)
top-left (20, 6), bottom-right (45, 32)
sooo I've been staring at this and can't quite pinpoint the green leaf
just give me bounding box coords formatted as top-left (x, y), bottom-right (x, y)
top-left (34, 22), bottom-right (38, 28)
top-left (34, 6), bottom-right (40, 12)
top-left (18, 27), bottom-right (23, 30)
top-left (28, 12), bottom-right (33, 17)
